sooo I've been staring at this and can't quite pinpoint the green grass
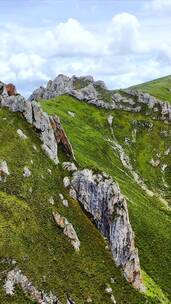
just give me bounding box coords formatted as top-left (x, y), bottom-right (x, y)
top-left (41, 95), bottom-right (171, 302)
top-left (130, 75), bottom-right (171, 103)
top-left (0, 108), bottom-right (154, 303)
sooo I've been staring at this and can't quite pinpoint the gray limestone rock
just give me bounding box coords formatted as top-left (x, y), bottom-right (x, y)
top-left (70, 169), bottom-right (145, 291)
top-left (28, 74), bottom-right (171, 123)
top-left (53, 212), bottom-right (80, 251)
top-left (4, 267), bottom-right (59, 303)
top-left (63, 176), bottom-right (70, 187)
top-left (0, 81), bottom-right (75, 164)
top-left (0, 160), bottom-right (10, 182)
top-left (62, 162), bottom-right (77, 172)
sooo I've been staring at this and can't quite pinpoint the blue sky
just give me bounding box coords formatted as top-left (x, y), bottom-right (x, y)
top-left (0, 0), bottom-right (171, 96)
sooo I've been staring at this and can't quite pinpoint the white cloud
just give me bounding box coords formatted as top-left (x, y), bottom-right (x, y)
top-left (48, 18), bottom-right (102, 56)
top-left (0, 11), bottom-right (171, 96)
top-left (9, 53), bottom-right (45, 70)
top-left (107, 13), bottom-right (142, 54)
top-left (145, 0), bottom-right (171, 11)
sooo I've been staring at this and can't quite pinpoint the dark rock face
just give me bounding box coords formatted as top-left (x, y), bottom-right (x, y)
top-left (29, 74), bottom-right (171, 123)
top-left (5, 83), bottom-right (17, 96)
top-left (0, 81), bottom-right (74, 163)
top-left (70, 169), bottom-right (145, 292)
top-left (50, 116), bottom-right (75, 159)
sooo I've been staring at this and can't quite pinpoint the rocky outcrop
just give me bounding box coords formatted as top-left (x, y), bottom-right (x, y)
top-left (70, 169), bottom-right (145, 291)
top-left (29, 74), bottom-right (171, 123)
top-left (50, 116), bottom-right (75, 159)
top-left (0, 81), bottom-right (74, 163)
top-left (0, 160), bottom-right (10, 182)
top-left (125, 89), bottom-right (171, 122)
top-left (5, 83), bottom-right (17, 96)
top-left (62, 162), bottom-right (77, 172)
top-left (4, 267), bottom-right (59, 303)
top-left (53, 212), bottom-right (80, 251)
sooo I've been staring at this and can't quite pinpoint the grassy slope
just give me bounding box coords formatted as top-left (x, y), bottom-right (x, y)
top-left (41, 95), bottom-right (171, 303)
top-left (129, 75), bottom-right (171, 103)
top-left (0, 108), bottom-right (153, 304)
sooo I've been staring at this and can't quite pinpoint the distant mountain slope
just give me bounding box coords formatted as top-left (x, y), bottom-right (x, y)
top-left (130, 75), bottom-right (171, 103)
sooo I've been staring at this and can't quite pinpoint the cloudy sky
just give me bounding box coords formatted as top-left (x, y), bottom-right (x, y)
top-left (0, 0), bottom-right (171, 96)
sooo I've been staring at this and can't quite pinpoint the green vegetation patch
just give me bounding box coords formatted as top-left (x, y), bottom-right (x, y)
top-left (130, 75), bottom-right (171, 103)
top-left (41, 95), bottom-right (171, 302)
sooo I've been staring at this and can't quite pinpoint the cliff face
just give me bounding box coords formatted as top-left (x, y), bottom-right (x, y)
top-left (29, 74), bottom-right (171, 123)
top-left (0, 81), bottom-right (74, 163)
top-left (70, 169), bottom-right (145, 292)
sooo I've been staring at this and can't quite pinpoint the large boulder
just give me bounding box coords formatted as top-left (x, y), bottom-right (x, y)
top-left (70, 169), bottom-right (145, 291)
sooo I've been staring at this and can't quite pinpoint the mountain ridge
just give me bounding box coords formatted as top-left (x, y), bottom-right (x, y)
top-left (0, 75), bottom-right (171, 303)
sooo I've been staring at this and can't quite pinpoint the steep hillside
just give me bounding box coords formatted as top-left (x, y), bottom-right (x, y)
top-left (0, 76), bottom-right (171, 304)
top-left (41, 94), bottom-right (171, 299)
top-left (0, 108), bottom-right (149, 304)
top-left (130, 75), bottom-right (171, 104)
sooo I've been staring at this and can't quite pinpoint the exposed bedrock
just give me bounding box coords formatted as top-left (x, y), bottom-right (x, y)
top-left (4, 267), bottom-right (59, 303)
top-left (0, 81), bottom-right (74, 163)
top-left (29, 74), bottom-right (171, 122)
top-left (70, 169), bottom-right (145, 292)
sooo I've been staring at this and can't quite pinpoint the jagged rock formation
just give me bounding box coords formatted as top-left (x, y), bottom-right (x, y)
top-left (70, 169), bottom-right (145, 291)
top-left (4, 267), bottom-right (59, 303)
top-left (125, 89), bottom-right (171, 122)
top-left (53, 212), bottom-right (80, 251)
top-left (0, 81), bottom-right (75, 163)
top-left (50, 116), bottom-right (75, 159)
top-left (29, 74), bottom-right (171, 123)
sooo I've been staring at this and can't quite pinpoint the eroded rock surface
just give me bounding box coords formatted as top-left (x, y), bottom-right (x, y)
top-left (29, 75), bottom-right (171, 123)
top-left (70, 169), bottom-right (145, 291)
top-left (0, 81), bottom-right (74, 163)
top-left (4, 267), bottom-right (59, 303)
